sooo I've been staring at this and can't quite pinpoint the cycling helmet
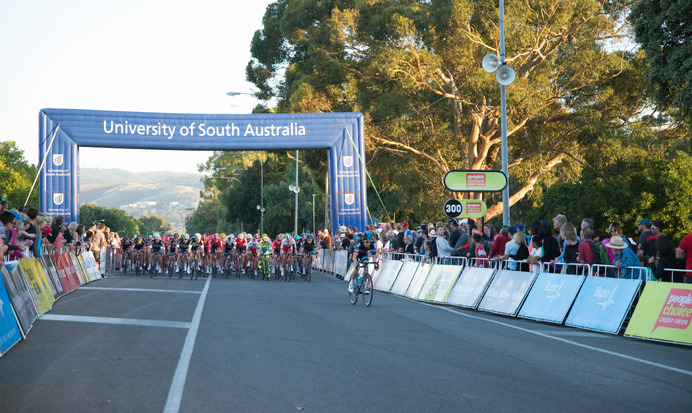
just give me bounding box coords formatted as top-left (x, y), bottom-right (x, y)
top-left (195, 233), bottom-right (201, 239)
top-left (245, 234), bottom-right (251, 239)
top-left (263, 235), bottom-right (269, 242)
top-left (220, 233), bottom-right (226, 238)
top-left (229, 234), bottom-right (235, 239)
top-left (173, 233), bottom-right (179, 238)
top-left (306, 234), bottom-right (312, 240)
top-left (362, 231), bottom-right (374, 242)
top-left (183, 233), bottom-right (190, 239)
top-left (154, 233), bottom-right (161, 240)
top-left (277, 233), bottom-right (283, 240)
top-left (294, 235), bottom-right (300, 240)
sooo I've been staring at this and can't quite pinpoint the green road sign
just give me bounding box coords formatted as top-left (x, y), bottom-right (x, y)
top-left (458, 199), bottom-right (487, 218)
top-left (444, 170), bottom-right (507, 192)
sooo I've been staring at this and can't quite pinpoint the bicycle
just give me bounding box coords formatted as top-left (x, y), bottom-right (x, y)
top-left (258, 254), bottom-right (271, 281)
top-left (303, 253), bottom-right (313, 282)
top-left (349, 259), bottom-right (377, 307)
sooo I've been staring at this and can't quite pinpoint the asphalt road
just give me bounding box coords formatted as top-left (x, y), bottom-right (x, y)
top-left (0, 270), bottom-right (690, 413)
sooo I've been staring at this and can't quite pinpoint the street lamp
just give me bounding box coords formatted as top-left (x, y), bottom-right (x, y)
top-left (242, 152), bottom-right (264, 235)
top-left (256, 205), bottom-right (265, 234)
top-left (312, 193), bottom-right (315, 234)
top-left (288, 150), bottom-right (299, 236)
top-left (481, 0), bottom-right (515, 227)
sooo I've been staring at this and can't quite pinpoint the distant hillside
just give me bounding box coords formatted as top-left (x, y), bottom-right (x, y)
top-left (79, 168), bottom-right (204, 232)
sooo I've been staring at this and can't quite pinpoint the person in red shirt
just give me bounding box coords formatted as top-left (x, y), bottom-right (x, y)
top-left (676, 214), bottom-right (692, 283)
top-left (472, 233), bottom-right (489, 267)
top-left (489, 227), bottom-right (511, 259)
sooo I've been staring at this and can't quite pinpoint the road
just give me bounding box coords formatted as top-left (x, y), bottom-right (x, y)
top-left (0, 271), bottom-right (690, 412)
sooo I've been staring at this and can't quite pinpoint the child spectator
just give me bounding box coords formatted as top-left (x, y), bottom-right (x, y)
top-left (472, 233), bottom-right (489, 267)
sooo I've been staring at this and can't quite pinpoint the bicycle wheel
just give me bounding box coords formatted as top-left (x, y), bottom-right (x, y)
top-left (305, 257), bottom-right (312, 282)
top-left (362, 273), bottom-right (373, 307)
top-left (348, 279), bottom-right (358, 305)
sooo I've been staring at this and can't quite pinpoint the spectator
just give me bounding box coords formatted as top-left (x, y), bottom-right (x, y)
top-left (653, 234), bottom-right (678, 282)
top-left (374, 232), bottom-right (384, 256)
top-left (435, 224), bottom-right (455, 259)
top-left (539, 222), bottom-right (561, 264)
top-left (427, 229), bottom-right (438, 260)
top-left (510, 233), bottom-right (530, 272)
top-left (516, 224), bottom-right (530, 245)
top-left (448, 219), bottom-right (469, 256)
top-left (553, 214), bottom-right (568, 248)
top-left (489, 227), bottom-right (511, 259)
top-left (496, 228), bottom-right (519, 270)
top-left (578, 227), bottom-right (596, 266)
top-left (526, 235), bottom-right (544, 273)
top-left (396, 223), bottom-right (405, 253)
top-left (340, 231), bottom-right (351, 252)
top-left (482, 224), bottom-right (494, 249)
top-left (581, 218), bottom-right (595, 231)
top-left (676, 214), bottom-right (692, 284)
top-left (607, 237), bottom-right (641, 279)
top-left (25, 207), bottom-right (40, 257)
top-left (403, 235), bottom-right (415, 255)
top-left (562, 224), bottom-right (580, 274)
top-left (417, 227), bottom-right (428, 256)
top-left (636, 218), bottom-right (657, 267)
top-left (471, 233), bottom-right (489, 267)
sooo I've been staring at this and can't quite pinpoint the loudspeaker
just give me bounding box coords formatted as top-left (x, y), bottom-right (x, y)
top-left (482, 53), bottom-right (500, 73)
top-left (496, 65), bottom-right (516, 85)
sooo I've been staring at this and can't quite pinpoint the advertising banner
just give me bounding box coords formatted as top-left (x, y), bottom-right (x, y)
top-left (447, 267), bottom-right (496, 309)
top-left (40, 256), bottom-right (65, 299)
top-left (81, 252), bottom-right (101, 281)
top-left (443, 170), bottom-right (508, 192)
top-left (406, 263), bottom-right (433, 299)
top-left (0, 275), bottom-right (22, 356)
top-left (390, 261), bottom-right (420, 296)
top-left (420, 265), bottom-right (463, 303)
top-left (69, 254), bottom-right (89, 284)
top-left (374, 260), bottom-right (403, 292)
top-left (565, 277), bottom-right (642, 334)
top-left (18, 260), bottom-right (54, 315)
top-left (478, 270), bottom-right (537, 316)
top-left (368, 257), bottom-right (386, 285)
top-left (518, 273), bottom-right (586, 324)
top-left (624, 282), bottom-right (692, 345)
top-left (0, 266), bottom-right (38, 337)
top-left (32, 258), bottom-right (57, 298)
top-left (55, 253), bottom-right (79, 292)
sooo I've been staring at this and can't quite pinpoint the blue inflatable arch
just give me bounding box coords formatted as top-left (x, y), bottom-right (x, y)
top-left (39, 109), bottom-right (367, 234)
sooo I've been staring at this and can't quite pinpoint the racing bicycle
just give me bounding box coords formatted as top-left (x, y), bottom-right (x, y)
top-left (349, 258), bottom-right (377, 307)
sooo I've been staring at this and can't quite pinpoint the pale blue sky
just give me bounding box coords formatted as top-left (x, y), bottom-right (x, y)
top-left (0, 0), bottom-right (275, 173)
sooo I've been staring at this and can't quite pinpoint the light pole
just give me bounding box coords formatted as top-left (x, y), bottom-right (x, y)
top-left (481, 0), bottom-right (515, 227)
top-left (256, 205), bottom-right (265, 234)
top-left (312, 193), bottom-right (315, 234)
top-left (238, 152), bottom-right (264, 235)
top-left (288, 150), bottom-right (299, 236)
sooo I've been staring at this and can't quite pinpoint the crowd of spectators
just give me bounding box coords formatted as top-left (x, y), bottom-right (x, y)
top-left (1, 198), bottom-right (119, 269)
top-left (329, 213), bottom-right (692, 283)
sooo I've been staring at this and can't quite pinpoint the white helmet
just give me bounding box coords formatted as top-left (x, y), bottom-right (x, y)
top-left (195, 233), bottom-right (201, 239)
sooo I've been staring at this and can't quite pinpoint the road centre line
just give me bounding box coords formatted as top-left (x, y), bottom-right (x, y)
top-left (80, 286), bottom-right (202, 294)
top-left (40, 314), bottom-right (190, 329)
top-left (163, 273), bottom-right (212, 413)
top-left (419, 302), bottom-right (692, 377)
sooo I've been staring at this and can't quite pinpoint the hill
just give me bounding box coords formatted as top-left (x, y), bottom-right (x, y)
top-left (79, 168), bottom-right (204, 232)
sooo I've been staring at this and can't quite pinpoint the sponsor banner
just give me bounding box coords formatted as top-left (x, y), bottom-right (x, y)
top-left (0, 273), bottom-right (22, 356)
top-left (44, 191), bottom-right (71, 216)
top-left (40, 256), bottom-right (65, 299)
top-left (390, 261), bottom-right (420, 296)
top-left (518, 273), bottom-right (586, 324)
top-left (443, 199), bottom-right (488, 219)
top-left (85, 251), bottom-right (103, 280)
top-left (444, 170), bottom-right (508, 192)
top-left (447, 267), bottom-right (496, 309)
top-left (0, 266), bottom-right (38, 338)
top-left (478, 270), bottom-right (537, 316)
top-left (406, 263), bottom-right (433, 299)
top-left (55, 254), bottom-right (78, 292)
top-left (368, 257), bottom-right (386, 285)
top-left (18, 260), bottom-right (54, 315)
top-left (338, 155), bottom-right (360, 177)
top-left (333, 251), bottom-right (348, 277)
top-left (32, 258), bottom-right (58, 298)
top-left (420, 265), bottom-right (463, 303)
top-left (624, 283), bottom-right (692, 345)
top-left (60, 253), bottom-right (82, 289)
top-left (565, 277), bottom-right (642, 334)
top-left (374, 260), bottom-right (403, 292)
top-left (69, 254), bottom-right (89, 284)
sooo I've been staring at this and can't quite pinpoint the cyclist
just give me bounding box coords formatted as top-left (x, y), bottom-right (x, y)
top-left (280, 233), bottom-right (294, 277)
top-left (222, 234), bottom-right (235, 272)
top-left (301, 233), bottom-right (316, 275)
top-left (190, 233), bottom-right (204, 273)
top-left (213, 234), bottom-right (224, 273)
top-left (258, 235), bottom-right (273, 278)
top-left (149, 233), bottom-right (165, 276)
top-left (349, 231), bottom-right (378, 293)
top-left (236, 233), bottom-right (248, 274)
top-left (166, 233), bottom-right (180, 274)
top-left (132, 236), bottom-right (146, 271)
top-left (178, 234), bottom-right (192, 273)
top-left (120, 235), bottom-right (133, 272)
top-left (247, 234), bottom-right (259, 276)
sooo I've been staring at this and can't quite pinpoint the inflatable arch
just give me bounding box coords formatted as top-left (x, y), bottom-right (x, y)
top-left (39, 109), bottom-right (367, 233)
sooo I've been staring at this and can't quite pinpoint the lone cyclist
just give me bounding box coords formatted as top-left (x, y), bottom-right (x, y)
top-left (349, 231), bottom-right (377, 293)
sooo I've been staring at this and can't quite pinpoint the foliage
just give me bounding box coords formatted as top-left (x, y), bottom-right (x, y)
top-left (79, 204), bottom-right (141, 238)
top-left (246, 0), bottom-right (644, 221)
top-left (0, 141), bottom-right (39, 209)
top-left (630, 0), bottom-right (692, 124)
top-left (138, 215), bottom-right (172, 233)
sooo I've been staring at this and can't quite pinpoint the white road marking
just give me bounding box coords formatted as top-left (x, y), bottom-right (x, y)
top-left (40, 314), bottom-right (190, 329)
top-left (164, 275), bottom-right (212, 413)
top-left (81, 286), bottom-right (202, 294)
top-left (420, 302), bottom-right (692, 377)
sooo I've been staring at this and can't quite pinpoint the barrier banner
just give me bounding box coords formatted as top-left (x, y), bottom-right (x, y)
top-left (565, 277), bottom-right (642, 334)
top-left (390, 261), bottom-right (419, 296)
top-left (31, 258), bottom-right (58, 299)
top-left (69, 254), bottom-right (89, 284)
top-left (344, 265), bottom-right (356, 282)
top-left (518, 273), bottom-right (586, 324)
top-left (0, 274), bottom-right (22, 356)
top-left (406, 263), bottom-right (433, 299)
top-left (367, 257), bottom-right (386, 285)
top-left (478, 270), bottom-right (537, 316)
top-left (420, 265), bottom-right (463, 303)
top-left (314, 250), bottom-right (323, 270)
top-left (447, 267), bottom-right (496, 309)
top-left (40, 256), bottom-right (65, 299)
top-left (374, 260), bottom-right (403, 292)
top-left (81, 252), bottom-right (101, 281)
top-left (55, 253), bottom-right (79, 292)
top-left (0, 266), bottom-right (38, 337)
top-left (624, 282), bottom-right (692, 345)
top-left (18, 259), bottom-right (54, 314)
top-left (333, 251), bottom-right (347, 277)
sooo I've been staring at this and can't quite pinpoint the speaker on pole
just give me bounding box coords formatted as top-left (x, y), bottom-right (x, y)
top-left (482, 53), bottom-right (500, 73)
top-left (496, 65), bottom-right (516, 85)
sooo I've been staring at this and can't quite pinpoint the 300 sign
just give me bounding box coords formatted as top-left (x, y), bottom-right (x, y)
top-left (444, 199), bottom-right (463, 218)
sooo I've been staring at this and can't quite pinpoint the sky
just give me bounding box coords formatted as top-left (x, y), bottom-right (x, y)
top-left (0, 0), bottom-right (275, 174)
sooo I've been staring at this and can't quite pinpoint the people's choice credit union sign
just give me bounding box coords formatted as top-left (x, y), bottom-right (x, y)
top-left (444, 170), bottom-right (508, 192)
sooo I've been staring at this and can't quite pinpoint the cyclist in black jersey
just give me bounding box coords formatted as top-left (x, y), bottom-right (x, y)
top-left (349, 231), bottom-right (378, 293)
top-left (149, 233), bottom-right (165, 274)
top-left (178, 234), bottom-right (192, 273)
top-left (167, 234), bottom-right (179, 273)
top-left (190, 233), bottom-right (204, 272)
top-left (300, 234), bottom-right (316, 274)
top-left (133, 236), bottom-right (146, 271)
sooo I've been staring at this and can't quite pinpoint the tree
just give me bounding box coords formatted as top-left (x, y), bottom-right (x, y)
top-left (79, 204), bottom-right (141, 238)
top-left (246, 0), bottom-right (642, 221)
top-left (139, 215), bottom-right (173, 233)
top-left (0, 141), bottom-right (39, 209)
top-left (630, 0), bottom-right (692, 124)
